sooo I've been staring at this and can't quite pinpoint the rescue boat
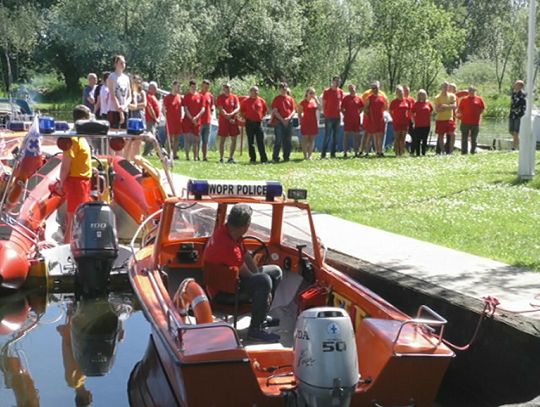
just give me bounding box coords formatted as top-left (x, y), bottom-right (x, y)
top-left (128, 179), bottom-right (455, 407)
top-left (0, 117), bottom-right (174, 291)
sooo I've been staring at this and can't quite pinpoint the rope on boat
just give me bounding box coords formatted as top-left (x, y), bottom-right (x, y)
top-left (439, 296), bottom-right (498, 352)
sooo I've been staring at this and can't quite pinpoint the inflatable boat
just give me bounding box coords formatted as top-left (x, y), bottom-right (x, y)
top-left (128, 179), bottom-right (455, 407)
top-left (0, 117), bottom-right (174, 292)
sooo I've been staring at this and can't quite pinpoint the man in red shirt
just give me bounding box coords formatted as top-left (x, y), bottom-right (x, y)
top-left (163, 80), bottom-right (183, 160)
top-left (321, 76), bottom-right (344, 158)
top-left (183, 80), bottom-right (206, 161)
top-left (240, 86), bottom-right (269, 163)
top-left (458, 86), bottom-right (485, 154)
top-left (271, 82), bottom-right (296, 162)
top-left (142, 81), bottom-right (161, 156)
top-left (341, 84), bottom-right (364, 158)
top-left (200, 79), bottom-right (214, 161)
top-left (216, 83), bottom-right (240, 163)
top-left (203, 204), bottom-right (282, 342)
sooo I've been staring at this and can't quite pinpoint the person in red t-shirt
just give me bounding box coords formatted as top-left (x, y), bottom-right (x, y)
top-left (320, 76), bottom-right (344, 158)
top-left (411, 89), bottom-right (433, 156)
top-left (341, 84), bottom-right (364, 158)
top-left (297, 87), bottom-right (319, 160)
top-left (199, 79), bottom-right (214, 161)
top-left (182, 80), bottom-right (206, 161)
top-left (203, 204), bottom-right (282, 342)
top-left (390, 86), bottom-right (412, 157)
top-left (142, 81), bottom-right (161, 157)
top-left (362, 81), bottom-right (388, 157)
top-left (163, 80), bottom-right (183, 160)
top-left (403, 85), bottom-right (416, 135)
top-left (216, 83), bottom-right (241, 163)
top-left (458, 86), bottom-right (485, 154)
top-left (240, 86), bottom-right (269, 163)
top-left (271, 82), bottom-right (296, 162)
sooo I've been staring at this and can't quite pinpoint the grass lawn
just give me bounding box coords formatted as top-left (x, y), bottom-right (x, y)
top-left (164, 150), bottom-right (540, 271)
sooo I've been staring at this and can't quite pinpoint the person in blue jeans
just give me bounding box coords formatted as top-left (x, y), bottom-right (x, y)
top-left (271, 83), bottom-right (296, 162)
top-left (321, 76), bottom-right (344, 158)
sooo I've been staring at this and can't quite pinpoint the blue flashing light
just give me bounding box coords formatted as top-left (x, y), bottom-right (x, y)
top-left (187, 179), bottom-right (283, 200)
top-left (39, 116), bottom-right (55, 134)
top-left (55, 121), bottom-right (70, 131)
top-left (127, 118), bottom-right (145, 135)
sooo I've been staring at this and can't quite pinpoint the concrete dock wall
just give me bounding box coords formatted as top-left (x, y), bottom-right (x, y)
top-left (328, 250), bottom-right (540, 406)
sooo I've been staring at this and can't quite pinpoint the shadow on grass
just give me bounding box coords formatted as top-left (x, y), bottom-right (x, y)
top-left (491, 175), bottom-right (540, 190)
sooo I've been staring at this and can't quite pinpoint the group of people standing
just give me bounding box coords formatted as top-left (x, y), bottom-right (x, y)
top-left (83, 57), bottom-right (525, 163)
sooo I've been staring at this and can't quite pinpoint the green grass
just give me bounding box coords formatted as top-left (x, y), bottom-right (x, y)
top-left (165, 150), bottom-right (540, 271)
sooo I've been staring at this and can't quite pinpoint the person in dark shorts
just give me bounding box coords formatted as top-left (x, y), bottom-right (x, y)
top-left (107, 55), bottom-right (131, 130)
top-left (509, 80), bottom-right (526, 150)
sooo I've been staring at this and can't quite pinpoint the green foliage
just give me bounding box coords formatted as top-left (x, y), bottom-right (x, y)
top-left (370, 0), bottom-right (465, 93)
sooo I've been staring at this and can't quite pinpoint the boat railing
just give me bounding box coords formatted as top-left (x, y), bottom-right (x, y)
top-left (143, 266), bottom-right (242, 352)
top-left (392, 305), bottom-right (448, 353)
top-left (0, 212), bottom-right (39, 245)
top-left (129, 208), bottom-right (163, 262)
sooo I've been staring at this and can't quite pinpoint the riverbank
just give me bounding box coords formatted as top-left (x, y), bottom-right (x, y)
top-left (166, 150), bottom-right (540, 271)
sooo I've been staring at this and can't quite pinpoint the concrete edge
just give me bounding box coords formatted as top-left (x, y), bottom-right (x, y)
top-left (326, 249), bottom-right (540, 338)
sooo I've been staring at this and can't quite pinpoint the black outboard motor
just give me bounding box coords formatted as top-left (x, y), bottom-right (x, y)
top-left (71, 296), bottom-right (122, 376)
top-left (71, 202), bottom-right (119, 296)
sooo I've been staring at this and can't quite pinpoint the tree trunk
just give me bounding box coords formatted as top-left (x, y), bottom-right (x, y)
top-left (3, 46), bottom-right (12, 94)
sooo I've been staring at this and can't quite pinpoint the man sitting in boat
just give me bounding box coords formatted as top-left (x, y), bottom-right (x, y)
top-left (203, 204), bottom-right (282, 342)
top-left (57, 105), bottom-right (92, 243)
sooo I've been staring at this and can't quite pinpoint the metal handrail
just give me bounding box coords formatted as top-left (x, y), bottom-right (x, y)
top-left (144, 267), bottom-right (241, 351)
top-left (392, 305), bottom-right (448, 350)
top-left (1, 212), bottom-right (39, 243)
top-left (129, 208), bottom-right (163, 262)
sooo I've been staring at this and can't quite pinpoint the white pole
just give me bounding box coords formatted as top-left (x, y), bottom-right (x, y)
top-left (518, 0), bottom-right (537, 180)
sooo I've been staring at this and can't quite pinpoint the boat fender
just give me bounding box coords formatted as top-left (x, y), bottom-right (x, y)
top-left (173, 278), bottom-right (213, 324)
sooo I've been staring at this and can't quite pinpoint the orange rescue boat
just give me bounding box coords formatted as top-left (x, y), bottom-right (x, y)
top-left (128, 179), bottom-right (454, 407)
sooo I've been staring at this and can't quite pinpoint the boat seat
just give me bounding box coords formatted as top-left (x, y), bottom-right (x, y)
top-left (203, 262), bottom-right (252, 328)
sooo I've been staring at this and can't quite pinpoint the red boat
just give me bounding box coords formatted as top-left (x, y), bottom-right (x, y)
top-left (0, 123), bottom-right (174, 291)
top-left (128, 179), bottom-right (454, 407)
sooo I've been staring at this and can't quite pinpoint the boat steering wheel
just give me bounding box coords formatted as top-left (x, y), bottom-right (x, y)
top-left (242, 235), bottom-right (270, 266)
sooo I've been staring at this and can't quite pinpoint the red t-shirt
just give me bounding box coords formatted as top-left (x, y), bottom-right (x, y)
top-left (368, 94), bottom-right (387, 121)
top-left (217, 93), bottom-right (240, 124)
top-left (200, 91), bottom-right (214, 125)
top-left (411, 101), bottom-right (433, 128)
top-left (203, 225), bottom-right (245, 268)
top-left (145, 93), bottom-right (161, 123)
top-left (183, 92), bottom-right (205, 121)
top-left (405, 96), bottom-right (416, 109)
top-left (459, 96), bottom-right (485, 125)
top-left (240, 96), bottom-right (268, 122)
top-left (322, 87), bottom-right (344, 119)
top-left (390, 98), bottom-right (411, 128)
top-left (299, 99), bottom-right (319, 136)
top-left (163, 94), bottom-right (183, 135)
top-left (271, 95), bottom-right (295, 125)
top-left (341, 94), bottom-right (364, 132)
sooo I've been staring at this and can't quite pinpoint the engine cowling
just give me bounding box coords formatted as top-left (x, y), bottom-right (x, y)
top-left (293, 307), bottom-right (359, 407)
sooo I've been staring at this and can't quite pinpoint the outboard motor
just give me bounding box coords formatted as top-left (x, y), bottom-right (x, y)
top-left (71, 202), bottom-right (118, 296)
top-left (71, 296), bottom-right (122, 376)
top-left (293, 307), bottom-right (359, 407)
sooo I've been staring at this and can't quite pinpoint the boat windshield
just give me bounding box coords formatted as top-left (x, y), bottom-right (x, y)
top-left (226, 203), bottom-right (273, 242)
top-left (282, 205), bottom-right (315, 258)
top-left (169, 202), bottom-right (218, 240)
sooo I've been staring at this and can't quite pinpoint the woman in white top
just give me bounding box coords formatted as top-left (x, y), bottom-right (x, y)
top-left (94, 72), bottom-right (110, 120)
top-left (107, 55), bottom-right (131, 129)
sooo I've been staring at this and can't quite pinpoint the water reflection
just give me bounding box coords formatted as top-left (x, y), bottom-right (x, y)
top-left (0, 290), bottom-right (149, 406)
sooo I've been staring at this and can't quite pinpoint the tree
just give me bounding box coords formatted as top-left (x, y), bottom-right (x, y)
top-left (371, 0), bottom-right (464, 92)
top-left (0, 4), bottom-right (41, 93)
